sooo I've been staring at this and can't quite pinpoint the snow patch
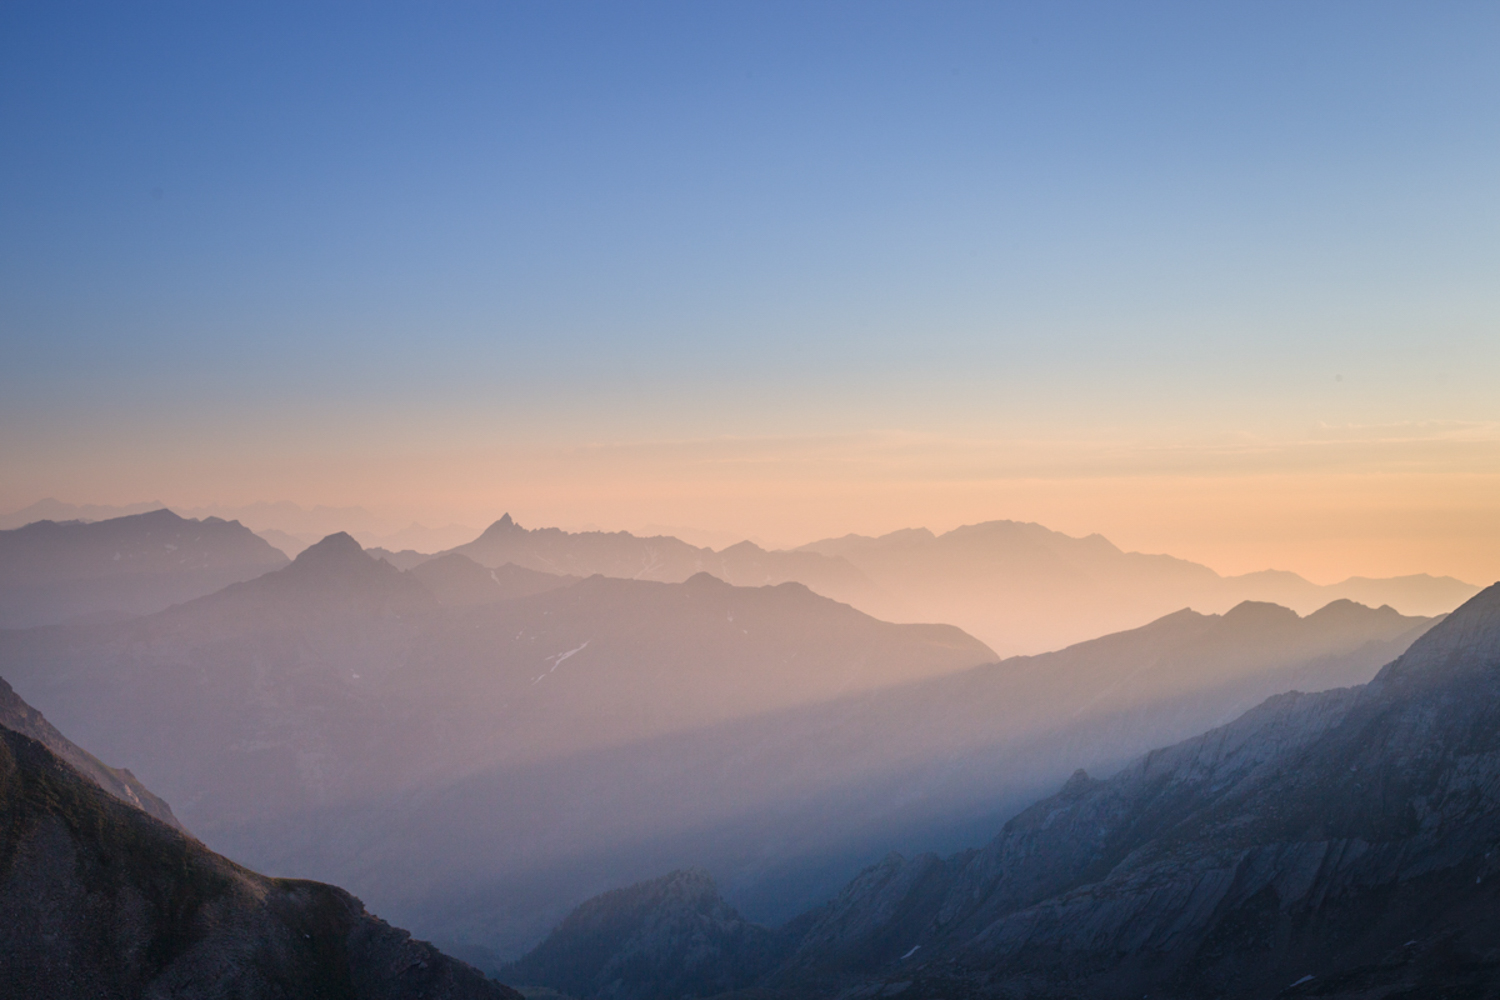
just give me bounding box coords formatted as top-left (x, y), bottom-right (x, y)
top-left (545, 641), bottom-right (589, 673)
top-left (899, 945), bottom-right (920, 961)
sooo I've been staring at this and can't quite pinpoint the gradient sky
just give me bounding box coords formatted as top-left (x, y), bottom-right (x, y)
top-left (3, 1), bottom-right (1499, 582)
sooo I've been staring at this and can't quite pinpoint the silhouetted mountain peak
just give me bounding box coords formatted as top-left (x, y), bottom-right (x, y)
top-left (1303, 596), bottom-right (1401, 624)
top-left (127, 507), bottom-right (186, 526)
top-left (1219, 599), bottom-right (1301, 627)
top-left (683, 571), bottom-right (730, 589)
top-left (292, 531), bottom-right (367, 566)
top-left (478, 513), bottom-right (523, 540)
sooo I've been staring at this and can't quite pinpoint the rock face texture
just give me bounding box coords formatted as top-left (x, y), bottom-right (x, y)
top-left (504, 870), bottom-right (799, 1000)
top-left (0, 508), bottom-right (289, 628)
top-left (771, 581), bottom-right (1500, 998)
top-left (526, 582), bottom-right (1500, 999)
top-left (0, 719), bottom-right (520, 1000)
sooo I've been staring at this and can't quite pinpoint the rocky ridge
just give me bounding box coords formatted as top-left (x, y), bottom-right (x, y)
top-left (0, 708), bottom-right (519, 999)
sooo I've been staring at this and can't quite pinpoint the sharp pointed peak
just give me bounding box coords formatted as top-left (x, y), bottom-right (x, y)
top-left (479, 513), bottom-right (524, 538)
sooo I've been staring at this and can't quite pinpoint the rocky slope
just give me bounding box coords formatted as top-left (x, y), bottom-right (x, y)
top-left (0, 719), bottom-right (519, 999)
top-left (503, 870), bottom-right (795, 1000)
top-left (768, 581), bottom-right (1500, 998)
top-left (0, 673), bottom-right (182, 830)
top-left (533, 582), bottom-right (1500, 999)
top-left (0, 508), bottom-right (289, 628)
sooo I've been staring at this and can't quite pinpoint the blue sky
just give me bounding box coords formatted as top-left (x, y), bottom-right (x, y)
top-left (3, 2), bottom-right (1499, 577)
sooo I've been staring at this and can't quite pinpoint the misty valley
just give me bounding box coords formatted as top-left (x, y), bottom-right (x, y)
top-left (3, 508), bottom-right (1498, 998)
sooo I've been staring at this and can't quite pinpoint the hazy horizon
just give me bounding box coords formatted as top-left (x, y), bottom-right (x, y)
top-left (5, 1), bottom-right (1500, 586)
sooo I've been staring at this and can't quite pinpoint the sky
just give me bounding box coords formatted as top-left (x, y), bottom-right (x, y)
top-left (2, 1), bottom-right (1499, 582)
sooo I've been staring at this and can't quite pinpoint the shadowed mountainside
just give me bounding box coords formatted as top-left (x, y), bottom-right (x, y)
top-left (0, 673), bottom-right (182, 830)
top-left (502, 870), bottom-right (796, 1000)
top-left (0, 701), bottom-right (518, 998)
top-left (525, 581), bottom-right (1500, 999)
top-left (0, 508), bottom-right (289, 628)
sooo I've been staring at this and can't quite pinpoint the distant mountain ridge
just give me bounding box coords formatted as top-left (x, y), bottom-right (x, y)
top-left (799, 519), bottom-right (1476, 653)
top-left (2, 504), bottom-right (1474, 654)
top-left (0, 508), bottom-right (290, 628)
top-left (436, 514), bottom-right (883, 610)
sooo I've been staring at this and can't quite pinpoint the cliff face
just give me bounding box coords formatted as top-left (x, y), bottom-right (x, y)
top-left (0, 723), bottom-right (519, 1000)
top-left (771, 583), bottom-right (1500, 998)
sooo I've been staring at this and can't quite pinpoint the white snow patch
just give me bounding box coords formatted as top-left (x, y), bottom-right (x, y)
top-left (1288, 976), bottom-right (1314, 988)
top-left (899, 945), bottom-right (920, 960)
top-left (546, 641), bottom-right (589, 672)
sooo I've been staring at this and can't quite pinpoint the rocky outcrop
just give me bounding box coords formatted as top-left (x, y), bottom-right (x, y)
top-left (767, 582), bottom-right (1500, 997)
top-left (504, 870), bottom-right (793, 1000)
top-left (0, 720), bottom-right (519, 1000)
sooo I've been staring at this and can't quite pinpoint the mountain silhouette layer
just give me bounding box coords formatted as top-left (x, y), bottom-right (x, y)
top-left (0, 508), bottom-right (289, 628)
top-left (377, 513), bottom-right (1475, 655)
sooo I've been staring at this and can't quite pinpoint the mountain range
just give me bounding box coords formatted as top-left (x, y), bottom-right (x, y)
top-left (0, 674), bottom-right (518, 999)
top-left (507, 582), bottom-right (1500, 1000)
top-left (387, 514), bottom-right (1474, 655)
top-left (799, 521), bottom-right (1476, 653)
top-left (0, 533), bottom-right (993, 959)
top-left (2, 506), bottom-right (1476, 655)
top-left (0, 508), bottom-right (289, 628)
top-left (0, 529), bottom-right (1445, 965)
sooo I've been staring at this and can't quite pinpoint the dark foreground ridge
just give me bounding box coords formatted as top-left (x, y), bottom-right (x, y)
top-left (0, 716), bottom-right (520, 999)
top-left (516, 582), bottom-right (1500, 1000)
